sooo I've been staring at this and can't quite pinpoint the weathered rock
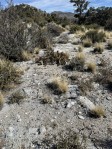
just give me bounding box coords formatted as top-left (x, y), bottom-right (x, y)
top-left (57, 33), bottom-right (69, 44)
top-left (78, 96), bottom-right (95, 110)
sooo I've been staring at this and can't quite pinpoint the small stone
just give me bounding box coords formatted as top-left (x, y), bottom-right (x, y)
top-left (67, 119), bottom-right (70, 123)
top-left (78, 112), bottom-right (82, 114)
top-left (17, 114), bottom-right (21, 122)
top-left (67, 101), bottom-right (75, 108)
top-left (106, 96), bottom-right (111, 100)
top-left (78, 115), bottom-right (85, 120)
top-left (38, 126), bottom-right (46, 135)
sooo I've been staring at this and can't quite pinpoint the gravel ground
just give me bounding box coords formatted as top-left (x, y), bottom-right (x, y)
top-left (0, 32), bottom-right (112, 149)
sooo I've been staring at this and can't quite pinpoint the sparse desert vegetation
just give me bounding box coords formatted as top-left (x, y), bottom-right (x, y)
top-left (90, 105), bottom-right (105, 118)
top-left (0, 92), bottom-right (4, 110)
top-left (47, 77), bottom-right (68, 94)
top-left (82, 29), bottom-right (106, 43)
top-left (82, 38), bottom-right (92, 47)
top-left (107, 39), bottom-right (112, 50)
top-left (94, 43), bottom-right (104, 54)
top-left (0, 59), bottom-right (21, 89)
top-left (0, 0), bottom-right (112, 149)
top-left (86, 62), bottom-right (96, 73)
top-left (8, 89), bottom-right (26, 104)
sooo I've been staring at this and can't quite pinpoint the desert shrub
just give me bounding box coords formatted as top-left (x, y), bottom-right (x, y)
top-left (0, 7), bottom-right (28, 61)
top-left (82, 30), bottom-right (106, 43)
top-left (94, 43), bottom-right (104, 54)
top-left (0, 59), bottom-right (21, 89)
top-left (47, 77), bottom-right (68, 94)
top-left (82, 38), bottom-right (92, 47)
top-left (89, 106), bottom-right (105, 118)
top-left (94, 66), bottom-right (112, 91)
top-left (70, 24), bottom-right (85, 33)
top-left (78, 46), bottom-right (83, 52)
top-left (68, 53), bottom-right (85, 71)
top-left (46, 22), bottom-right (64, 37)
top-left (105, 18), bottom-right (112, 31)
top-left (85, 24), bottom-right (100, 30)
top-left (8, 89), bottom-right (26, 104)
top-left (36, 28), bottom-right (52, 49)
top-left (35, 50), bottom-right (69, 65)
top-left (107, 40), bottom-right (112, 50)
top-left (0, 92), bottom-right (4, 110)
top-left (78, 78), bottom-right (93, 95)
top-left (86, 62), bottom-right (96, 74)
top-left (55, 131), bottom-right (87, 149)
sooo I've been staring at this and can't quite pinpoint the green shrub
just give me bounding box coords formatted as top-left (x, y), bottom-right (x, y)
top-left (46, 22), bottom-right (65, 37)
top-left (0, 7), bottom-right (28, 61)
top-left (70, 25), bottom-right (85, 33)
top-left (85, 24), bottom-right (100, 30)
top-left (82, 30), bottom-right (106, 43)
top-left (105, 18), bottom-right (112, 31)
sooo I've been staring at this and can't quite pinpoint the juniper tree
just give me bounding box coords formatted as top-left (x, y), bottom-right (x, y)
top-left (70, 0), bottom-right (89, 19)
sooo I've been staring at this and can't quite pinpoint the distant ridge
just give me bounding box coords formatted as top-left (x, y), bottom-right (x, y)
top-left (51, 11), bottom-right (76, 22)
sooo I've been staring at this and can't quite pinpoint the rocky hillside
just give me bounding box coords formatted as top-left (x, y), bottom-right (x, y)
top-left (0, 26), bottom-right (112, 148)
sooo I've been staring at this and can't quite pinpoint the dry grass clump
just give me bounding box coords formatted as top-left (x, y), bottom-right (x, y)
top-left (41, 95), bottom-right (53, 104)
top-left (86, 62), bottom-right (96, 74)
top-left (21, 50), bottom-right (32, 61)
top-left (82, 38), bottom-right (92, 47)
top-left (94, 43), bottom-right (104, 54)
top-left (47, 77), bottom-right (68, 94)
top-left (0, 92), bottom-right (4, 110)
top-left (90, 106), bottom-right (105, 118)
top-left (78, 46), bottom-right (83, 52)
top-left (68, 52), bottom-right (85, 71)
top-left (82, 29), bottom-right (106, 43)
top-left (34, 47), bottom-right (40, 54)
top-left (75, 52), bottom-right (85, 64)
top-left (8, 89), bottom-right (26, 104)
top-left (0, 59), bottom-right (21, 89)
top-left (107, 40), bottom-right (112, 50)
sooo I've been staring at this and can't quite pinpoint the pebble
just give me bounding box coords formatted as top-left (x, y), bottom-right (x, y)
top-left (78, 115), bottom-right (85, 120)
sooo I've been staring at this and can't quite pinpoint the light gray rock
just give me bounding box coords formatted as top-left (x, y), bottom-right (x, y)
top-left (38, 126), bottom-right (46, 135)
top-left (78, 115), bottom-right (85, 120)
top-left (78, 96), bottom-right (95, 110)
top-left (67, 101), bottom-right (75, 108)
top-left (57, 33), bottom-right (69, 44)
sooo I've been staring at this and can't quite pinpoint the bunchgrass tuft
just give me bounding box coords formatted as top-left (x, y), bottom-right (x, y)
top-left (90, 105), bottom-right (105, 118)
top-left (0, 59), bottom-right (22, 90)
top-left (47, 77), bottom-right (68, 94)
